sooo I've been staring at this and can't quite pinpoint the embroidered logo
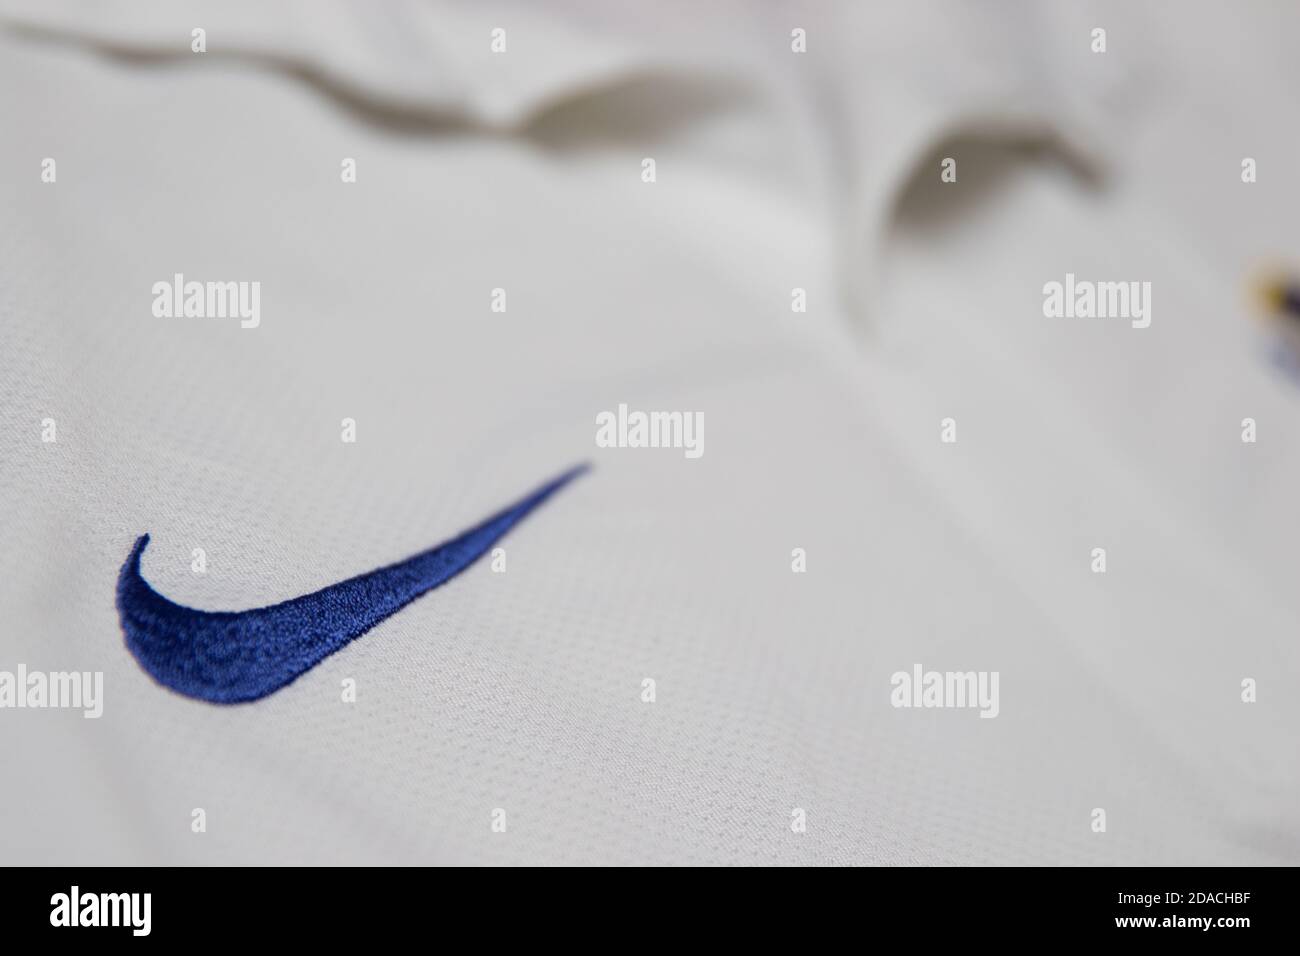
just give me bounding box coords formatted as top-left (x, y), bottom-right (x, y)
top-left (116, 465), bottom-right (588, 704)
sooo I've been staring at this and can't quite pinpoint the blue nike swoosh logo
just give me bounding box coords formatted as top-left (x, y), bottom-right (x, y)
top-left (117, 464), bottom-right (588, 704)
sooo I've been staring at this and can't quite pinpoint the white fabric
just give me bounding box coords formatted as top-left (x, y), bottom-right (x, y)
top-left (1, 0), bottom-right (1297, 865)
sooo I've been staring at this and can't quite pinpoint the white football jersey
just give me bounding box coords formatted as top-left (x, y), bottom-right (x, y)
top-left (2, 0), bottom-right (1298, 865)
